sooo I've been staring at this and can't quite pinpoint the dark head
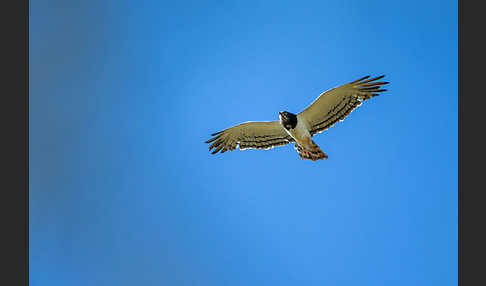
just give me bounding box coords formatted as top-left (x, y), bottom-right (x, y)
top-left (279, 111), bottom-right (297, 130)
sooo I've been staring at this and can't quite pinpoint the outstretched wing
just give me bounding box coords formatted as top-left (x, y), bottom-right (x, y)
top-left (298, 75), bottom-right (389, 136)
top-left (205, 121), bottom-right (294, 154)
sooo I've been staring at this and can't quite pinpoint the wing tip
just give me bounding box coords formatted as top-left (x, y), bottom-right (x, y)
top-left (350, 74), bottom-right (389, 85)
top-left (211, 145), bottom-right (223, 154)
top-left (211, 130), bottom-right (225, 136)
top-left (206, 131), bottom-right (225, 144)
top-left (350, 75), bottom-right (371, 84)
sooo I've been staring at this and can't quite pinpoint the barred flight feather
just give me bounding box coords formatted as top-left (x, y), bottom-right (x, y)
top-left (299, 75), bottom-right (388, 136)
top-left (206, 121), bottom-right (294, 154)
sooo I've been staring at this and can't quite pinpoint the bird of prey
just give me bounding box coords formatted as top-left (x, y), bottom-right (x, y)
top-left (205, 75), bottom-right (389, 161)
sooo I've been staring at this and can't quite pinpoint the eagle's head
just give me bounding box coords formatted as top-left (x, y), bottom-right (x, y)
top-left (279, 111), bottom-right (297, 130)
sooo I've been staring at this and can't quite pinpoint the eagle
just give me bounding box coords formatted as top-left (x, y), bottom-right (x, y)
top-left (205, 75), bottom-right (389, 161)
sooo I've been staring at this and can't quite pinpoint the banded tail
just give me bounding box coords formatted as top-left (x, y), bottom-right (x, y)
top-left (295, 140), bottom-right (328, 161)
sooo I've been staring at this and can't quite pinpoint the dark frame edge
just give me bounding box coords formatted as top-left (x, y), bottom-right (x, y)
top-left (458, 0), bottom-right (462, 284)
top-left (26, 0), bottom-right (30, 284)
top-left (1, 0), bottom-right (30, 285)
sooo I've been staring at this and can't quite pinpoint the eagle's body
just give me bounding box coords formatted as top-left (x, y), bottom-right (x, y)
top-left (286, 115), bottom-right (311, 147)
top-left (280, 112), bottom-right (328, 160)
top-left (205, 75), bottom-right (389, 161)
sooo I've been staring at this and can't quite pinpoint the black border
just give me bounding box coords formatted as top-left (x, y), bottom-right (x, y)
top-left (1, 0), bottom-right (28, 285)
top-left (459, 1), bottom-right (486, 285)
top-left (458, 1), bottom-right (462, 285)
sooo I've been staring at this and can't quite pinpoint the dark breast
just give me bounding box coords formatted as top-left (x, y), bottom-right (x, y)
top-left (282, 114), bottom-right (298, 130)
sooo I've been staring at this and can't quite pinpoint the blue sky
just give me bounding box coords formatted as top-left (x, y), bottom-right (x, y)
top-left (30, 1), bottom-right (457, 285)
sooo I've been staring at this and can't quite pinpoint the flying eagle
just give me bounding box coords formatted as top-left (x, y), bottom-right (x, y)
top-left (205, 75), bottom-right (389, 161)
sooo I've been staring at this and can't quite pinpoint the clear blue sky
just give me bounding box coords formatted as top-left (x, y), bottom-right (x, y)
top-left (30, 1), bottom-right (457, 285)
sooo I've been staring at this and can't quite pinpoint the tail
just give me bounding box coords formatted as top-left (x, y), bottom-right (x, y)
top-left (295, 140), bottom-right (328, 161)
